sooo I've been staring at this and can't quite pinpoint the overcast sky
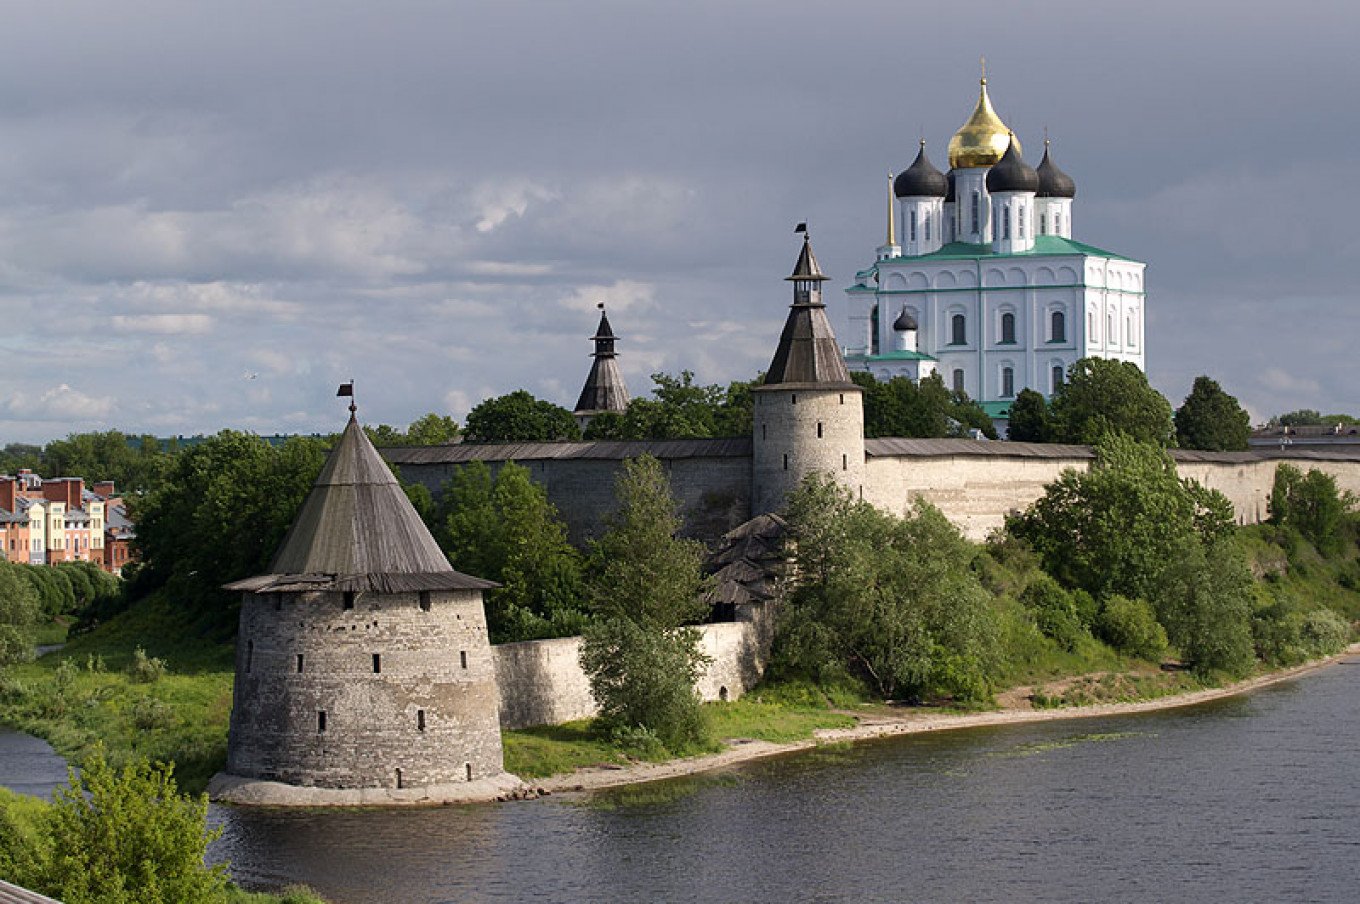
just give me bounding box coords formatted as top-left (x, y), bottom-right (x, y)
top-left (0, 0), bottom-right (1356, 443)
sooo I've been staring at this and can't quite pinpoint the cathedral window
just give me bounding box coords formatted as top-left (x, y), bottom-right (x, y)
top-left (909, 210), bottom-right (917, 242)
top-left (1127, 316), bottom-right (1135, 346)
top-left (1051, 311), bottom-right (1066, 342)
top-left (1018, 205), bottom-right (1026, 238)
top-left (1039, 213), bottom-right (1047, 235)
top-left (1108, 314), bottom-right (1116, 344)
top-left (1002, 205), bottom-right (1011, 240)
top-left (952, 369), bottom-right (965, 393)
top-left (924, 215), bottom-right (931, 242)
top-left (971, 191), bottom-right (980, 236)
top-left (1001, 312), bottom-right (1016, 344)
top-left (1052, 365), bottom-right (1065, 392)
top-left (951, 314), bottom-right (966, 345)
top-left (1002, 367), bottom-right (1015, 398)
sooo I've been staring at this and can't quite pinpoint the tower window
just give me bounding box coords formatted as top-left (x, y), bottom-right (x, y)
top-left (952, 369), bottom-right (965, 393)
top-left (971, 191), bottom-right (980, 235)
top-left (924, 215), bottom-right (931, 242)
top-left (1039, 213), bottom-right (1047, 235)
top-left (1001, 312), bottom-right (1015, 344)
top-left (460, 650), bottom-right (468, 669)
top-left (1051, 310), bottom-right (1066, 342)
top-left (951, 314), bottom-right (966, 345)
top-left (343, 591), bottom-right (355, 611)
top-left (417, 709), bottom-right (426, 732)
top-left (783, 454), bottom-right (789, 471)
top-left (1002, 205), bottom-right (1010, 240)
top-left (842, 454), bottom-right (848, 471)
top-left (791, 394), bottom-right (797, 405)
top-left (419, 591), bottom-right (431, 612)
top-left (909, 209), bottom-right (917, 242)
top-left (466, 763), bottom-right (473, 782)
top-left (317, 711), bottom-right (327, 733)
top-left (1002, 366), bottom-right (1015, 398)
top-left (1018, 205), bottom-right (1026, 238)
top-left (762, 424), bottom-right (767, 440)
top-left (817, 422), bottom-right (823, 438)
top-left (839, 393), bottom-right (845, 405)
top-left (296, 653), bottom-right (304, 673)
top-left (372, 653), bottom-right (381, 674)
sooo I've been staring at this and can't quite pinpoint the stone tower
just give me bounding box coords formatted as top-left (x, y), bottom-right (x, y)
top-left (221, 407), bottom-right (505, 798)
top-left (751, 230), bottom-right (865, 514)
top-left (572, 304), bottom-right (630, 432)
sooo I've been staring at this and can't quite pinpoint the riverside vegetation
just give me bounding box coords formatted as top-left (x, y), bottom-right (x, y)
top-left (1, 368), bottom-right (1357, 900)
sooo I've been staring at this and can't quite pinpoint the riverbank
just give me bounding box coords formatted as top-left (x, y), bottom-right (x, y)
top-left (533, 642), bottom-right (1360, 795)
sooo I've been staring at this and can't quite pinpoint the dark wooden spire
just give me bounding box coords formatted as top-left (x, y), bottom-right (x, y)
top-left (761, 235), bottom-right (857, 388)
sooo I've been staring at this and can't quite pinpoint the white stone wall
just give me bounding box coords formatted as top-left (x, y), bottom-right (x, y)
top-left (752, 387), bottom-right (866, 515)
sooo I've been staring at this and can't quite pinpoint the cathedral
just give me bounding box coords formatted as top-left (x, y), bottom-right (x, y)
top-left (843, 74), bottom-right (1147, 424)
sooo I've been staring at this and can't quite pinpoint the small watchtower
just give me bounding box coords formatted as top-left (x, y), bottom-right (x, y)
top-left (751, 229), bottom-right (865, 514)
top-left (221, 399), bottom-right (505, 798)
top-left (572, 304), bottom-right (631, 431)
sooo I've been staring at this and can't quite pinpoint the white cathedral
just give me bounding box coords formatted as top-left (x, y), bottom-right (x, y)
top-left (844, 75), bottom-right (1146, 422)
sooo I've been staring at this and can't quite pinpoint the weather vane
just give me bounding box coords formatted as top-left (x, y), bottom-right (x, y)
top-left (336, 380), bottom-right (356, 414)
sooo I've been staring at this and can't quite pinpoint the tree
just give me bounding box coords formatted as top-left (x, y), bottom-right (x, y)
top-left (366, 413), bottom-right (461, 447)
top-left (578, 456), bottom-right (712, 751)
top-left (131, 432), bottom-right (328, 628)
top-left (775, 474), bottom-right (999, 701)
top-left (1008, 433), bottom-right (1253, 676)
top-left (1049, 357), bottom-right (1175, 446)
top-left (582, 371), bottom-right (759, 440)
top-left (1006, 388), bottom-right (1053, 443)
top-left (1272, 409), bottom-right (1323, 427)
top-left (463, 390), bottom-right (581, 443)
top-left (439, 461), bottom-right (588, 642)
top-left (854, 372), bottom-right (998, 440)
top-left (34, 752), bottom-right (227, 904)
top-left (1174, 376), bottom-right (1251, 451)
top-left (1269, 464), bottom-right (1353, 551)
top-left (0, 561), bottom-right (40, 667)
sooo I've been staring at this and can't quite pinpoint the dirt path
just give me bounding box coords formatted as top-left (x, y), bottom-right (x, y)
top-left (536, 644), bottom-right (1360, 795)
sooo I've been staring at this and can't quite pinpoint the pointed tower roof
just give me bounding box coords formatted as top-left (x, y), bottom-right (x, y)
top-left (226, 412), bottom-right (495, 594)
top-left (574, 305), bottom-right (631, 416)
top-left (760, 234), bottom-right (858, 389)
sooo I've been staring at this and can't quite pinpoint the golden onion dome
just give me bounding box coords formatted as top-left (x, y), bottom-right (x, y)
top-left (948, 78), bottom-right (1018, 169)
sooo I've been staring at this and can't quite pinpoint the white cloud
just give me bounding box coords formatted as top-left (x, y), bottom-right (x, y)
top-left (473, 179), bottom-right (558, 233)
top-left (559, 279), bottom-right (656, 314)
top-left (0, 384), bottom-right (116, 421)
top-left (111, 313), bottom-right (214, 334)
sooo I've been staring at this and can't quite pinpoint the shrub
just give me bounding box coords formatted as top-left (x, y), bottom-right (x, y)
top-left (1020, 576), bottom-right (1086, 652)
top-left (127, 647), bottom-right (167, 684)
top-left (1097, 595), bottom-right (1168, 662)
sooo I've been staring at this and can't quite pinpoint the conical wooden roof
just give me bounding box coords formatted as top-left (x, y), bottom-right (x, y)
top-left (226, 413), bottom-right (495, 594)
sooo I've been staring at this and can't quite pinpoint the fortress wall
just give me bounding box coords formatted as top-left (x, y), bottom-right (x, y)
top-left (1177, 457), bottom-right (1360, 526)
top-left (397, 455), bottom-right (751, 547)
top-left (493, 617), bottom-right (771, 730)
top-left (863, 453), bottom-right (1091, 541)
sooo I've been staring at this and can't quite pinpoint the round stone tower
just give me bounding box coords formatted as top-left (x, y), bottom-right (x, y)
top-left (752, 230), bottom-right (865, 514)
top-left (221, 406), bottom-right (505, 797)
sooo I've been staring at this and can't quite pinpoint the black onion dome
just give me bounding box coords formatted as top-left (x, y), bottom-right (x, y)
top-left (893, 142), bottom-right (948, 198)
top-left (893, 309), bottom-right (918, 331)
top-left (944, 171), bottom-right (956, 203)
top-left (1036, 144), bottom-right (1076, 198)
top-left (986, 136), bottom-right (1039, 193)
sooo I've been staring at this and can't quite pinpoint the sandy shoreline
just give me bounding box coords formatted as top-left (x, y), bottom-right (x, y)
top-left (536, 643), bottom-right (1360, 795)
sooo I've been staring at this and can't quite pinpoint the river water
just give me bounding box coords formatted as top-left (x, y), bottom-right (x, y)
top-left (5, 658), bottom-right (1360, 903)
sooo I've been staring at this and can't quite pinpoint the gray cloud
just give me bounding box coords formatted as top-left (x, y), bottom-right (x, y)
top-left (0, 0), bottom-right (1357, 442)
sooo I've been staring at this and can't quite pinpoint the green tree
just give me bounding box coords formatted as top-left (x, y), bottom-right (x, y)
top-left (1049, 357), bottom-right (1175, 446)
top-left (463, 390), bottom-right (581, 443)
top-left (34, 751), bottom-right (227, 904)
top-left (367, 413), bottom-right (462, 447)
top-left (439, 461), bottom-right (588, 642)
top-left (578, 456), bottom-right (712, 751)
top-left (43, 430), bottom-right (170, 494)
top-left (1006, 387), bottom-right (1053, 443)
top-left (1272, 409), bottom-right (1323, 427)
top-left (854, 372), bottom-right (998, 440)
top-left (1174, 375), bottom-right (1251, 451)
top-left (132, 432), bottom-right (328, 628)
top-left (584, 372), bottom-right (759, 440)
top-left (0, 561), bottom-right (40, 666)
top-left (775, 474), bottom-right (999, 701)
top-left (1008, 433), bottom-right (1253, 676)
top-left (1269, 464), bottom-right (1353, 551)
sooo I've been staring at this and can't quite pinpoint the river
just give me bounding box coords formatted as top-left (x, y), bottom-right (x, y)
top-left (5, 657), bottom-right (1360, 903)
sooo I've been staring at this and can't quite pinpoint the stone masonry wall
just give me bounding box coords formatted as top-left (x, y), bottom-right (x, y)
top-left (493, 609), bottom-right (775, 730)
top-left (228, 588), bottom-right (504, 789)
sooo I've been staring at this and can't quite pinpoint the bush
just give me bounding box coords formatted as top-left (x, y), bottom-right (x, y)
top-left (1019, 576), bottom-right (1087, 652)
top-left (1097, 595), bottom-right (1168, 662)
top-left (127, 647), bottom-right (167, 684)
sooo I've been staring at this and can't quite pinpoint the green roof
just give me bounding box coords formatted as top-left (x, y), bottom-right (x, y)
top-left (847, 350), bottom-right (938, 362)
top-left (979, 401), bottom-right (1013, 418)
top-left (883, 235), bottom-right (1139, 263)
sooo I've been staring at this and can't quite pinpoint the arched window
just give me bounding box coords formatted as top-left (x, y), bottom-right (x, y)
top-left (1051, 310), bottom-right (1066, 342)
top-left (1039, 213), bottom-right (1047, 235)
top-left (924, 214), bottom-right (931, 242)
top-left (909, 209), bottom-right (918, 242)
top-left (1108, 313), bottom-right (1116, 345)
top-left (1002, 366), bottom-right (1015, 398)
top-left (1001, 312), bottom-right (1016, 344)
top-left (1018, 205), bottom-right (1026, 238)
top-left (1002, 205), bottom-right (1011, 239)
top-left (951, 313), bottom-right (966, 345)
top-left (1127, 316), bottom-right (1135, 346)
top-left (952, 368), bottom-right (965, 394)
top-left (971, 191), bottom-right (981, 236)
top-left (1052, 365), bottom-right (1064, 392)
